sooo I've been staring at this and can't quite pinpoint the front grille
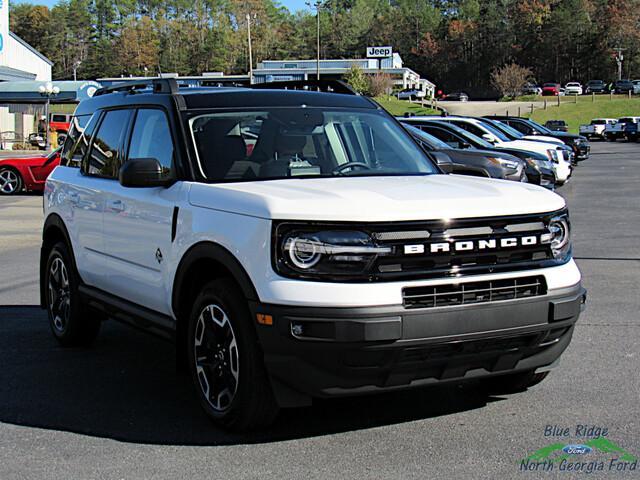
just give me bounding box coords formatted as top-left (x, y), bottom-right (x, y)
top-left (402, 276), bottom-right (547, 309)
top-left (369, 212), bottom-right (560, 281)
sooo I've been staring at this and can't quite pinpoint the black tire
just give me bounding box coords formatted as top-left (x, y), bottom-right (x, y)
top-left (0, 167), bottom-right (23, 195)
top-left (187, 278), bottom-right (278, 431)
top-left (483, 370), bottom-right (549, 394)
top-left (45, 241), bottom-right (101, 346)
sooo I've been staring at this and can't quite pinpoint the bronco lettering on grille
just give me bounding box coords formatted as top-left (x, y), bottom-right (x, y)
top-left (404, 235), bottom-right (541, 255)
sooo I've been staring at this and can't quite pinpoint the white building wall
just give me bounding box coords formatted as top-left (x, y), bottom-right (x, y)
top-left (5, 34), bottom-right (52, 81)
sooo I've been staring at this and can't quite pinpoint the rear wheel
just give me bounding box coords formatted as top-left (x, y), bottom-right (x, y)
top-left (45, 242), bottom-right (101, 346)
top-left (0, 167), bottom-right (23, 195)
top-left (187, 278), bottom-right (278, 431)
top-left (483, 370), bottom-right (549, 394)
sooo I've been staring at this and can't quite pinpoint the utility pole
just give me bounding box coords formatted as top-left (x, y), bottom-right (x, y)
top-left (614, 47), bottom-right (626, 81)
top-left (246, 13), bottom-right (255, 84)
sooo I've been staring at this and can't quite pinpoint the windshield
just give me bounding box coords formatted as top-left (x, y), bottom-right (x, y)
top-left (402, 124), bottom-right (451, 150)
top-left (525, 119), bottom-right (552, 134)
top-left (439, 122), bottom-right (494, 149)
top-left (474, 121), bottom-right (510, 141)
top-left (188, 108), bottom-right (438, 181)
top-left (484, 119), bottom-right (524, 139)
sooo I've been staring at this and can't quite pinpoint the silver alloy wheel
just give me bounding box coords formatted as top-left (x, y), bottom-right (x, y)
top-left (0, 169), bottom-right (19, 194)
top-left (48, 257), bottom-right (70, 332)
top-left (194, 304), bottom-right (240, 412)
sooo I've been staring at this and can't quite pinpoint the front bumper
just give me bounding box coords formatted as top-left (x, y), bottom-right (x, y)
top-left (574, 143), bottom-right (590, 159)
top-left (253, 283), bottom-right (586, 406)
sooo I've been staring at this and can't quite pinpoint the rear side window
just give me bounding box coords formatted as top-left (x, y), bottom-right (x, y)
top-left (84, 109), bottom-right (132, 178)
top-left (422, 126), bottom-right (464, 148)
top-left (127, 109), bottom-right (174, 177)
top-left (61, 114), bottom-right (98, 168)
top-left (507, 121), bottom-right (530, 134)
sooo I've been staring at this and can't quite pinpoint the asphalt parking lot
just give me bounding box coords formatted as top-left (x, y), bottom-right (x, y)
top-left (0, 141), bottom-right (638, 479)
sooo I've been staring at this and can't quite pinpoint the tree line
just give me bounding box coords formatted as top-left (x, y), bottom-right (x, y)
top-left (10, 0), bottom-right (640, 97)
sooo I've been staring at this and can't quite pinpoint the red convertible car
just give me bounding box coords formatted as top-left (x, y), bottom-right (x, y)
top-left (0, 148), bottom-right (61, 195)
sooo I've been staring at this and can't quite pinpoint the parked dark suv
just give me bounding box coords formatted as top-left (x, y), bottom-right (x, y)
top-left (544, 120), bottom-right (568, 132)
top-left (585, 80), bottom-right (606, 94)
top-left (614, 80), bottom-right (634, 94)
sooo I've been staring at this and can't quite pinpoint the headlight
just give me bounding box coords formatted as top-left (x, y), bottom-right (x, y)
top-left (542, 213), bottom-right (571, 260)
top-left (275, 226), bottom-right (392, 279)
top-left (487, 157), bottom-right (520, 170)
top-left (525, 157), bottom-right (551, 171)
top-left (546, 149), bottom-right (559, 163)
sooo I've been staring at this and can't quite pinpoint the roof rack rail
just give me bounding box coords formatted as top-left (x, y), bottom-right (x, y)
top-left (250, 79), bottom-right (357, 95)
top-left (94, 78), bottom-right (179, 97)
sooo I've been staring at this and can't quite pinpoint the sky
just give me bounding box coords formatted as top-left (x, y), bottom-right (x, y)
top-left (17, 0), bottom-right (311, 12)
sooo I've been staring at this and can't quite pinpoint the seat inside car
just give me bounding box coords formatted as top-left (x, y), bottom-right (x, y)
top-left (196, 120), bottom-right (258, 180)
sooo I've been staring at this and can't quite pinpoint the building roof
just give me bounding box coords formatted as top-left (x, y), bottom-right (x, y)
top-left (0, 65), bottom-right (37, 82)
top-left (9, 32), bottom-right (54, 66)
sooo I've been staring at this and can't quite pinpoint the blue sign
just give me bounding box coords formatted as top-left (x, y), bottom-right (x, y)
top-left (0, 33), bottom-right (3, 53)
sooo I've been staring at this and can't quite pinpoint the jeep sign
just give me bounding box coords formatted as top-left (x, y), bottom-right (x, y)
top-left (366, 46), bottom-right (392, 58)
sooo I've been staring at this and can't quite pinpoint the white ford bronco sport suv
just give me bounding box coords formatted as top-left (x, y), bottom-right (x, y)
top-left (41, 79), bottom-right (586, 431)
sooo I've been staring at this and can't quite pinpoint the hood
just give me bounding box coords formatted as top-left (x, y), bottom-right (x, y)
top-left (443, 148), bottom-right (520, 164)
top-left (522, 135), bottom-right (564, 145)
top-left (545, 131), bottom-right (582, 140)
top-left (188, 175), bottom-right (565, 222)
top-left (497, 139), bottom-right (557, 154)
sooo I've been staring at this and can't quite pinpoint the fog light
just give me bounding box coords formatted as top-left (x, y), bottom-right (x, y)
top-left (291, 323), bottom-right (304, 337)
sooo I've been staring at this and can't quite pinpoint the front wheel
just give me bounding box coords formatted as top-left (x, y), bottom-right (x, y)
top-left (482, 370), bottom-right (549, 394)
top-left (187, 279), bottom-right (278, 431)
top-left (45, 242), bottom-right (101, 346)
top-left (0, 167), bottom-right (23, 195)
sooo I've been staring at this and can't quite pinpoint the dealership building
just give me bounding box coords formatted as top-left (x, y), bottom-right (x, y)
top-left (252, 53), bottom-right (435, 98)
top-left (0, 0), bottom-right (56, 148)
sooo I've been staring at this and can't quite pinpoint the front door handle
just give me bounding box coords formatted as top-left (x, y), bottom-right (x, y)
top-left (107, 199), bottom-right (125, 213)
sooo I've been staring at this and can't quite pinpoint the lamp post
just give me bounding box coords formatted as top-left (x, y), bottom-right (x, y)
top-left (246, 13), bottom-right (256, 84)
top-left (38, 82), bottom-right (60, 151)
top-left (307, 0), bottom-right (323, 80)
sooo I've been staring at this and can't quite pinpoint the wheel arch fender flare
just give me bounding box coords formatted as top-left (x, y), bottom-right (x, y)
top-left (40, 213), bottom-right (75, 308)
top-left (171, 241), bottom-right (260, 321)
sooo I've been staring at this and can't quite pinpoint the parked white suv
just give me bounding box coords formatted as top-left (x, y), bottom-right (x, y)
top-left (41, 79), bottom-right (586, 431)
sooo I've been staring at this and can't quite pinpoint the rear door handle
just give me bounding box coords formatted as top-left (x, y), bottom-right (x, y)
top-left (107, 199), bottom-right (125, 213)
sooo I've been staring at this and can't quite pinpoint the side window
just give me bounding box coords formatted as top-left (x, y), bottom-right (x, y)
top-left (84, 109), bottom-right (131, 178)
top-left (423, 127), bottom-right (461, 148)
top-left (61, 114), bottom-right (98, 168)
top-left (127, 109), bottom-right (174, 177)
top-left (508, 121), bottom-right (529, 134)
top-left (451, 121), bottom-right (483, 137)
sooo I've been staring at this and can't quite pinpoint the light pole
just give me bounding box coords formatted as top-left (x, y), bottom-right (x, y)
top-left (246, 13), bottom-right (256, 84)
top-left (307, 0), bottom-right (323, 80)
top-left (38, 82), bottom-right (60, 151)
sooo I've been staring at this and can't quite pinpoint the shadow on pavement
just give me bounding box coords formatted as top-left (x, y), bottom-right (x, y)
top-left (0, 306), bottom-right (501, 446)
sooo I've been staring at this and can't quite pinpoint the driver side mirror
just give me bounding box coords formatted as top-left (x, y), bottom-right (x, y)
top-left (481, 133), bottom-right (497, 144)
top-left (460, 141), bottom-right (470, 149)
top-left (119, 158), bottom-right (173, 188)
top-left (433, 153), bottom-right (454, 173)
